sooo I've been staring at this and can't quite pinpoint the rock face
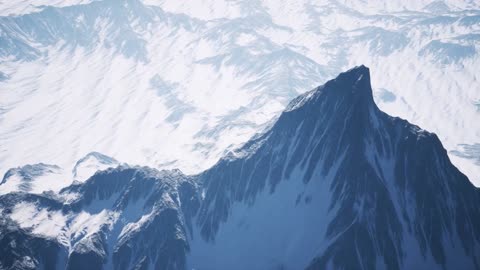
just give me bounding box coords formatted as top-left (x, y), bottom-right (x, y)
top-left (0, 66), bottom-right (479, 270)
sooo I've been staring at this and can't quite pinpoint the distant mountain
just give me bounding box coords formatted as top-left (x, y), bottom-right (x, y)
top-left (0, 163), bottom-right (65, 194)
top-left (0, 0), bottom-right (479, 185)
top-left (72, 152), bottom-right (119, 181)
top-left (1, 67), bottom-right (478, 270)
top-left (0, 152), bottom-right (119, 196)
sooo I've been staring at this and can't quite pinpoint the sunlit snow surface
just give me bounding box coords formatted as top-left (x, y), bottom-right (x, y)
top-left (0, 0), bottom-right (479, 187)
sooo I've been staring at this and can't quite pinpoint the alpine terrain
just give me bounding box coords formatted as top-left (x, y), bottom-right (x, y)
top-left (0, 0), bottom-right (480, 186)
top-left (0, 66), bottom-right (479, 270)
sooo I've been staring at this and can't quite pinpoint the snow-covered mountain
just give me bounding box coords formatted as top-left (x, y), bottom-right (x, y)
top-left (0, 0), bottom-right (479, 186)
top-left (0, 152), bottom-right (119, 196)
top-left (1, 67), bottom-right (479, 270)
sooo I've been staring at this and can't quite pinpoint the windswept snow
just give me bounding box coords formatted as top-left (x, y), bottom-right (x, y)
top-left (10, 202), bottom-right (68, 239)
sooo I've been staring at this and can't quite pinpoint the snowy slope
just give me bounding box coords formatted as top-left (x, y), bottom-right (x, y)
top-left (0, 0), bottom-right (479, 189)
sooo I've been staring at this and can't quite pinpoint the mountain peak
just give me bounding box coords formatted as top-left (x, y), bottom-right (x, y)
top-left (328, 65), bottom-right (373, 101)
top-left (72, 152), bottom-right (119, 181)
top-left (284, 65), bottom-right (374, 116)
top-left (340, 64), bottom-right (369, 76)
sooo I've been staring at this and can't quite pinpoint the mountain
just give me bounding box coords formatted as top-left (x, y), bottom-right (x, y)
top-left (0, 163), bottom-right (65, 194)
top-left (190, 66), bottom-right (480, 269)
top-left (72, 152), bottom-right (119, 181)
top-left (0, 152), bottom-right (119, 196)
top-left (0, 0), bottom-right (479, 186)
top-left (1, 66), bottom-right (479, 270)
top-left (0, 167), bottom-right (197, 270)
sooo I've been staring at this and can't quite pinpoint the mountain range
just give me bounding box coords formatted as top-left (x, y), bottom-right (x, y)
top-left (1, 66), bottom-right (479, 270)
top-left (0, 0), bottom-right (479, 186)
